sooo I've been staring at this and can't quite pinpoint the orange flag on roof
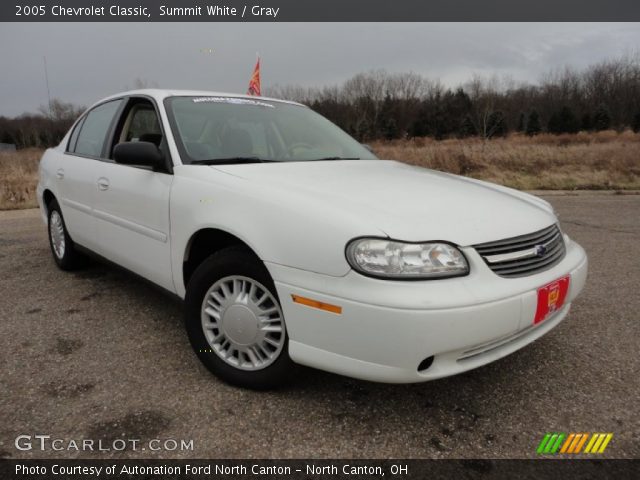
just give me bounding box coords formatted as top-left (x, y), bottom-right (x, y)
top-left (247, 58), bottom-right (261, 96)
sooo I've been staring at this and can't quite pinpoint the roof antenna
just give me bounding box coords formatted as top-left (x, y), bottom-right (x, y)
top-left (43, 56), bottom-right (52, 118)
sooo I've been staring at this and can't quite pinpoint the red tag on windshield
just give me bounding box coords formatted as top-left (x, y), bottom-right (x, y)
top-left (534, 276), bottom-right (570, 324)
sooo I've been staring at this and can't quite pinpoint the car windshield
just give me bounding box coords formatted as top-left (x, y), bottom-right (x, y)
top-left (164, 96), bottom-right (377, 164)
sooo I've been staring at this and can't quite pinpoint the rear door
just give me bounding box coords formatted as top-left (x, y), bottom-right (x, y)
top-left (56, 99), bottom-right (123, 250)
top-left (92, 97), bottom-right (175, 292)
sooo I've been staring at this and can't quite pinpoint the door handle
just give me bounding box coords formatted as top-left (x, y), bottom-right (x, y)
top-left (97, 178), bottom-right (110, 191)
top-left (56, 168), bottom-right (64, 180)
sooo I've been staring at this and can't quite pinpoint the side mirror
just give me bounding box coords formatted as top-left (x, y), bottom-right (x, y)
top-left (113, 141), bottom-right (164, 170)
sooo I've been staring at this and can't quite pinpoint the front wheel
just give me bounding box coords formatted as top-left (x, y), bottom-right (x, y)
top-left (184, 247), bottom-right (296, 389)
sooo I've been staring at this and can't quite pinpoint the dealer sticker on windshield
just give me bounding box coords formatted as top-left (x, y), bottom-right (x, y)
top-left (192, 97), bottom-right (274, 108)
top-left (534, 276), bottom-right (570, 324)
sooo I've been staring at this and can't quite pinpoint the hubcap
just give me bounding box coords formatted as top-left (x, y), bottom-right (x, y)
top-left (200, 275), bottom-right (285, 371)
top-left (49, 210), bottom-right (65, 259)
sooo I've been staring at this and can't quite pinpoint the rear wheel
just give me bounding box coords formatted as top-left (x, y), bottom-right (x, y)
top-left (47, 199), bottom-right (86, 270)
top-left (185, 246), bottom-right (295, 389)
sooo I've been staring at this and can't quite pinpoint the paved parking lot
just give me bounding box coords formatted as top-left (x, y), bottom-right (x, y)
top-left (0, 194), bottom-right (638, 459)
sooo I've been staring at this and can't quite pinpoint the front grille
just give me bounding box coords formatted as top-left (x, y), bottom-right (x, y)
top-left (473, 224), bottom-right (565, 278)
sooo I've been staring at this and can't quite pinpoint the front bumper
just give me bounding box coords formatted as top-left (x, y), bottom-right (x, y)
top-left (268, 236), bottom-right (588, 383)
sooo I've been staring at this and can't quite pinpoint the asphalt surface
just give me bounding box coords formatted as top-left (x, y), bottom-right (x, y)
top-left (0, 195), bottom-right (638, 459)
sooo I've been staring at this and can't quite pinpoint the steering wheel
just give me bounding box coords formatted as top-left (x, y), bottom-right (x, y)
top-left (287, 142), bottom-right (314, 156)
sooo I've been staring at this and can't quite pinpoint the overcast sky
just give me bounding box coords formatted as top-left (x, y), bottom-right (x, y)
top-left (0, 22), bottom-right (638, 116)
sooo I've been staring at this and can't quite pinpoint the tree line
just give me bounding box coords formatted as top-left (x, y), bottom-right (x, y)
top-left (0, 77), bottom-right (157, 149)
top-left (2, 55), bottom-right (640, 149)
top-left (0, 99), bottom-right (85, 149)
top-left (266, 54), bottom-right (640, 141)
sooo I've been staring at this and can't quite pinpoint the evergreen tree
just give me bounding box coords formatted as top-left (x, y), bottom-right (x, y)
top-left (559, 106), bottom-right (580, 133)
top-left (581, 113), bottom-right (592, 131)
top-left (632, 112), bottom-right (640, 133)
top-left (458, 115), bottom-right (477, 138)
top-left (547, 112), bottom-right (562, 134)
top-left (410, 101), bottom-right (430, 137)
top-left (0, 130), bottom-right (13, 144)
top-left (516, 112), bottom-right (525, 132)
top-left (382, 117), bottom-right (399, 140)
top-left (526, 110), bottom-right (541, 136)
top-left (486, 111), bottom-right (508, 138)
top-left (452, 88), bottom-right (473, 112)
top-left (378, 94), bottom-right (400, 139)
top-left (353, 119), bottom-right (371, 142)
top-left (593, 105), bottom-right (611, 131)
top-left (432, 108), bottom-right (448, 140)
top-left (443, 88), bottom-right (473, 137)
top-left (548, 106), bottom-right (579, 134)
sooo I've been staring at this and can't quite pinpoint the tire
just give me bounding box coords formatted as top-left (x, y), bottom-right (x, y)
top-left (184, 246), bottom-right (296, 389)
top-left (47, 198), bottom-right (86, 270)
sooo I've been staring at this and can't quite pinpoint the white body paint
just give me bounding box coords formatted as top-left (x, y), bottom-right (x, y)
top-left (37, 89), bottom-right (588, 383)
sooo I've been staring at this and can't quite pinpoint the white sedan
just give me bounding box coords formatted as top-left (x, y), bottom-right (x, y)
top-left (37, 89), bottom-right (588, 389)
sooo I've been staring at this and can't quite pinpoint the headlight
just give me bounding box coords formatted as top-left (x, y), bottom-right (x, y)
top-left (345, 238), bottom-right (469, 279)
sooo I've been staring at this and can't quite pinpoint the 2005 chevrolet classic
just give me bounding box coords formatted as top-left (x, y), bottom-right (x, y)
top-left (37, 89), bottom-right (588, 389)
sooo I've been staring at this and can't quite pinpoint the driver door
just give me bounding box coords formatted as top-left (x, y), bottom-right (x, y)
top-left (92, 97), bottom-right (175, 292)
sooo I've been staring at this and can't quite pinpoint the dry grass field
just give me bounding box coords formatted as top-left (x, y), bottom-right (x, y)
top-left (372, 130), bottom-right (640, 191)
top-left (0, 148), bottom-right (41, 210)
top-left (1, 131), bottom-right (638, 210)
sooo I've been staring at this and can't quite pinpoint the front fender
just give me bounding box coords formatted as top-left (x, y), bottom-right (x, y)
top-left (169, 166), bottom-right (383, 297)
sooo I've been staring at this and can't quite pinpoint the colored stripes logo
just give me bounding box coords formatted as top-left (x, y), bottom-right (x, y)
top-left (536, 433), bottom-right (613, 454)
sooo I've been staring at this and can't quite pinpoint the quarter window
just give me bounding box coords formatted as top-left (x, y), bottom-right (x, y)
top-left (73, 99), bottom-right (122, 157)
top-left (66, 116), bottom-right (85, 153)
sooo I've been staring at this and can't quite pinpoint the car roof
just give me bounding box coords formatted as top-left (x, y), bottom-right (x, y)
top-left (96, 89), bottom-right (306, 108)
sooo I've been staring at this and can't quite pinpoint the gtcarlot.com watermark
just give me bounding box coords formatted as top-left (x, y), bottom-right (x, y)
top-left (15, 434), bottom-right (194, 452)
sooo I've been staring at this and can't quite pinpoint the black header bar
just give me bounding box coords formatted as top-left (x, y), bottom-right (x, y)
top-left (3, 0), bottom-right (640, 22)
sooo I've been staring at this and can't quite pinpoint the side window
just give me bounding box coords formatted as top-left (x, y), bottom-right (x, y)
top-left (66, 116), bottom-right (85, 153)
top-left (125, 106), bottom-right (162, 143)
top-left (113, 101), bottom-right (165, 154)
top-left (73, 99), bottom-right (122, 158)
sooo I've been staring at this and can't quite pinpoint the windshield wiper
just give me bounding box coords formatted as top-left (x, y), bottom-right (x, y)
top-left (312, 156), bottom-right (361, 161)
top-left (190, 157), bottom-right (275, 165)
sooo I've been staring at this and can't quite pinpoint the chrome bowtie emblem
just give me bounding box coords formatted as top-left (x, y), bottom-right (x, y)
top-left (534, 244), bottom-right (547, 257)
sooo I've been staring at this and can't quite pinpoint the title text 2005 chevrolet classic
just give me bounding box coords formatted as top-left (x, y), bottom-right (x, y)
top-left (37, 90), bottom-right (588, 389)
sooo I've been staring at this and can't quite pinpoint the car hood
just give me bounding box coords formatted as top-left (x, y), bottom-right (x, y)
top-left (212, 160), bottom-right (556, 246)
